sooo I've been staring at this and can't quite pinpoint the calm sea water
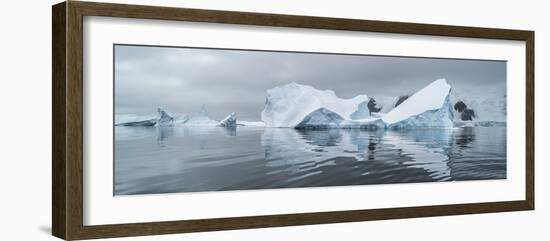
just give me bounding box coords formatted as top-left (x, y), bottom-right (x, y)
top-left (114, 126), bottom-right (506, 195)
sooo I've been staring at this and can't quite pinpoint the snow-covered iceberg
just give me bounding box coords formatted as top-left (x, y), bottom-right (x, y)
top-left (382, 78), bottom-right (454, 129)
top-left (263, 79), bottom-right (454, 129)
top-left (261, 82), bottom-right (369, 127)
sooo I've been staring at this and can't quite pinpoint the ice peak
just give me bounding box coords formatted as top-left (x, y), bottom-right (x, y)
top-left (157, 107), bottom-right (172, 119)
top-left (156, 107), bottom-right (174, 126)
top-left (287, 82), bottom-right (300, 87)
top-left (276, 82), bottom-right (313, 92)
top-left (432, 78), bottom-right (449, 86)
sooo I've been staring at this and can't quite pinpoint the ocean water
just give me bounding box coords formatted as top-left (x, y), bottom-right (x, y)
top-left (114, 126), bottom-right (506, 195)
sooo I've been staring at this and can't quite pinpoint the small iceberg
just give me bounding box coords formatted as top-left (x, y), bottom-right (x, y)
top-left (116, 107), bottom-right (174, 127)
top-left (217, 112), bottom-right (237, 127)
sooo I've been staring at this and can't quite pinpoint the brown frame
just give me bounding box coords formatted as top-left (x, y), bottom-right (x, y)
top-left (52, 1), bottom-right (535, 240)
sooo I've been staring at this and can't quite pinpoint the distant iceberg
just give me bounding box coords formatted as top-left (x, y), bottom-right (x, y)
top-left (217, 112), bottom-right (237, 127)
top-left (261, 82), bottom-right (369, 127)
top-left (116, 106), bottom-right (266, 128)
top-left (116, 108), bottom-right (174, 127)
top-left (115, 119), bottom-right (157, 127)
top-left (157, 108), bottom-right (175, 126)
top-left (116, 107), bottom-right (218, 127)
top-left (179, 106), bottom-right (219, 126)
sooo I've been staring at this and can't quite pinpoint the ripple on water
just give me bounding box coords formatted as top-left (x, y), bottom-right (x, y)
top-left (114, 126), bottom-right (506, 195)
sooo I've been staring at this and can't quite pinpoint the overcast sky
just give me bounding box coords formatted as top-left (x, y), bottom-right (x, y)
top-left (115, 45), bottom-right (506, 121)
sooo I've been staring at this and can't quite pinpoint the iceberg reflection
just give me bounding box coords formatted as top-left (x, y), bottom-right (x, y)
top-left (261, 128), bottom-right (455, 182)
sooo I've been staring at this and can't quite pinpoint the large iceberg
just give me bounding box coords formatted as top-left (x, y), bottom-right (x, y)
top-left (269, 79), bottom-right (454, 129)
top-left (261, 82), bottom-right (369, 127)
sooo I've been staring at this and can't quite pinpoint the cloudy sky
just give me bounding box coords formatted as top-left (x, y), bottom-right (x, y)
top-left (115, 44), bottom-right (506, 121)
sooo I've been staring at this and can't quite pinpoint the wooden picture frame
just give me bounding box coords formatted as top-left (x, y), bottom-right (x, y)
top-left (52, 1), bottom-right (534, 240)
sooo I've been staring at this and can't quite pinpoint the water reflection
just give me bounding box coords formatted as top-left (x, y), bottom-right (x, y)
top-left (114, 126), bottom-right (506, 195)
top-left (222, 126), bottom-right (237, 136)
top-left (156, 126), bottom-right (174, 143)
top-left (261, 128), bottom-right (454, 181)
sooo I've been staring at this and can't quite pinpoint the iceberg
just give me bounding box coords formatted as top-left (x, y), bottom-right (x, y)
top-left (261, 82), bottom-right (369, 127)
top-left (115, 107), bottom-right (174, 127)
top-left (181, 106), bottom-right (219, 126)
top-left (116, 107), bottom-right (219, 127)
top-left (382, 79), bottom-right (454, 129)
top-left (156, 108), bottom-right (174, 126)
top-left (217, 112), bottom-right (237, 127)
top-left (115, 119), bottom-right (156, 127)
top-left (268, 79), bottom-right (454, 129)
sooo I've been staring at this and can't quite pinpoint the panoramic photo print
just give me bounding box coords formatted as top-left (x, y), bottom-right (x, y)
top-left (114, 44), bottom-right (507, 195)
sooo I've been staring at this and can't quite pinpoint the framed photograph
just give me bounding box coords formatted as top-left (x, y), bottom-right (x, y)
top-left (52, 1), bottom-right (534, 240)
